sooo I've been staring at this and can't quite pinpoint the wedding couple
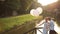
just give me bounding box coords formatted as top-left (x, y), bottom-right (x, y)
top-left (39, 17), bottom-right (57, 34)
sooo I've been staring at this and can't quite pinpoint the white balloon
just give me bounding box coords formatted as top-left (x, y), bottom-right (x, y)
top-left (30, 9), bottom-right (35, 16)
top-left (33, 10), bottom-right (39, 16)
top-left (30, 9), bottom-right (39, 17)
top-left (30, 7), bottom-right (43, 17)
top-left (36, 7), bottom-right (43, 14)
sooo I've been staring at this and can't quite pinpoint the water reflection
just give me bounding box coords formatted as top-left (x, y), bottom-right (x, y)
top-left (36, 20), bottom-right (60, 34)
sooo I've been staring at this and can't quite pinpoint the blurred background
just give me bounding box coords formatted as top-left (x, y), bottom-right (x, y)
top-left (0, 0), bottom-right (60, 34)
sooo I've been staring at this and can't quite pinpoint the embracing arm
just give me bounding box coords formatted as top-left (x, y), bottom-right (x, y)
top-left (39, 22), bottom-right (44, 26)
top-left (35, 20), bottom-right (45, 27)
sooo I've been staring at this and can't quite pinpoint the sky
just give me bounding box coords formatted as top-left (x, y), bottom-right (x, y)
top-left (37, 0), bottom-right (58, 6)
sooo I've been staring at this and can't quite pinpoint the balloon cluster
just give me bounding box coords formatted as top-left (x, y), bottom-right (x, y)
top-left (30, 7), bottom-right (43, 17)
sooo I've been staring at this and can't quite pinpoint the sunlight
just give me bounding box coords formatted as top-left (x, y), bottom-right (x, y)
top-left (38, 0), bottom-right (58, 6)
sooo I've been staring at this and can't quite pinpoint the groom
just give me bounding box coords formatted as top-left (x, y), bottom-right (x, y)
top-left (48, 17), bottom-right (58, 34)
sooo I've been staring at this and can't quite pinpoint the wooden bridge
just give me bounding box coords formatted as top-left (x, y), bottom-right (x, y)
top-left (24, 27), bottom-right (43, 34)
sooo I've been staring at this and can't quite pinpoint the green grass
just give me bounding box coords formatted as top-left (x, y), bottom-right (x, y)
top-left (0, 14), bottom-right (36, 32)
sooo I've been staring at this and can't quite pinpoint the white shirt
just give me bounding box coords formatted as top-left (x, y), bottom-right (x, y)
top-left (50, 20), bottom-right (54, 30)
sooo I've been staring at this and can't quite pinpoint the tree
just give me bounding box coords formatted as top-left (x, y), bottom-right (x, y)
top-left (0, 0), bottom-right (21, 17)
top-left (17, 0), bottom-right (34, 15)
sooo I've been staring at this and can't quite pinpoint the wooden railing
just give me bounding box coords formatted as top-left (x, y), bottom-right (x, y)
top-left (24, 27), bottom-right (43, 34)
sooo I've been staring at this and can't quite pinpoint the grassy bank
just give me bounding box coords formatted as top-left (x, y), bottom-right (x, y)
top-left (0, 14), bottom-right (36, 32)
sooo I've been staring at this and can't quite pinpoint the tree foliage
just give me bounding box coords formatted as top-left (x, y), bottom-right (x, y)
top-left (0, 0), bottom-right (41, 17)
top-left (0, 0), bottom-right (21, 17)
top-left (4, 0), bottom-right (21, 10)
